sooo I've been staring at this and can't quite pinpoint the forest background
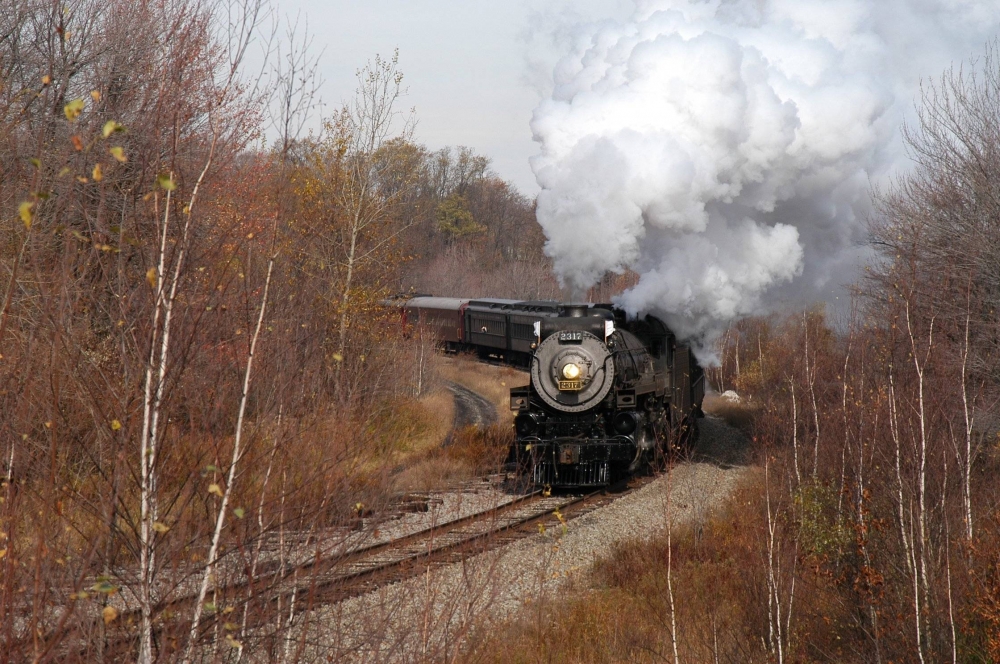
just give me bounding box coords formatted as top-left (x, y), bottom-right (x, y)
top-left (3, 0), bottom-right (1000, 662)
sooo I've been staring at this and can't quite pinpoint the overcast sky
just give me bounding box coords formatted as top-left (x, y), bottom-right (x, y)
top-left (272, 0), bottom-right (633, 194)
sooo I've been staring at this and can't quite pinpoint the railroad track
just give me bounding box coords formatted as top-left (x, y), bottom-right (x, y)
top-left (246, 472), bottom-right (658, 609)
top-left (53, 472), bottom-right (658, 659)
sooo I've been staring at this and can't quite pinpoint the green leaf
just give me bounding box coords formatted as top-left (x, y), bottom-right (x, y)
top-left (233, 507), bottom-right (245, 519)
top-left (63, 98), bottom-right (85, 122)
top-left (157, 174), bottom-right (176, 191)
top-left (29, 158), bottom-right (41, 169)
top-left (91, 580), bottom-right (118, 594)
top-left (101, 120), bottom-right (123, 138)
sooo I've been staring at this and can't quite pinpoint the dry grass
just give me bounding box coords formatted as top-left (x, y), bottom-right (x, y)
top-left (387, 355), bottom-right (519, 492)
top-left (390, 424), bottom-right (514, 492)
top-left (703, 391), bottom-right (759, 436)
top-left (389, 389), bottom-right (456, 459)
top-left (461, 474), bottom-right (789, 664)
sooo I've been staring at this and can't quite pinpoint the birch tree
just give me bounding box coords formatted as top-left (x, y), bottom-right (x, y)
top-left (297, 51), bottom-right (418, 399)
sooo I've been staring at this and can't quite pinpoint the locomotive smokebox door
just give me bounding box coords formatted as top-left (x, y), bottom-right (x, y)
top-left (558, 444), bottom-right (580, 464)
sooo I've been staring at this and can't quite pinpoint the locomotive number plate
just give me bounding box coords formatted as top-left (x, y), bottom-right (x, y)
top-left (558, 380), bottom-right (583, 391)
top-left (558, 331), bottom-right (583, 343)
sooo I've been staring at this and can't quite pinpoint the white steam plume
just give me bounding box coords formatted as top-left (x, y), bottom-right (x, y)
top-left (530, 0), bottom-right (1000, 360)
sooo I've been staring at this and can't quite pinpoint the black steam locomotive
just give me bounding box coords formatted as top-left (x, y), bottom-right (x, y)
top-left (509, 303), bottom-right (704, 488)
top-left (400, 297), bottom-right (705, 489)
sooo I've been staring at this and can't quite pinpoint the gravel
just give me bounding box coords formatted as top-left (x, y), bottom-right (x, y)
top-left (265, 416), bottom-right (753, 664)
top-left (359, 478), bottom-right (525, 549)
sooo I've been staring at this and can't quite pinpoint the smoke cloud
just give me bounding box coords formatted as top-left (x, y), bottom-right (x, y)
top-left (530, 0), bottom-right (1000, 360)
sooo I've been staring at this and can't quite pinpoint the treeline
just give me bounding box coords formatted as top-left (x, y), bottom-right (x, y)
top-left (0, 0), bottom-right (549, 660)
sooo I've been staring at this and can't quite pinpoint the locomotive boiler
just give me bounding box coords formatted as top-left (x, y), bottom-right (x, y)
top-left (508, 304), bottom-right (704, 488)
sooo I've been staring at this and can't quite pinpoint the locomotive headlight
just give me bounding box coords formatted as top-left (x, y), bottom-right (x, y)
top-left (562, 362), bottom-right (582, 380)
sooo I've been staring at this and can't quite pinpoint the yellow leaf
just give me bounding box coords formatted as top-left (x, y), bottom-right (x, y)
top-left (92, 163), bottom-right (103, 182)
top-left (0, 549), bottom-right (6, 560)
top-left (111, 419), bottom-right (121, 431)
top-left (102, 121), bottom-right (121, 138)
top-left (157, 174), bottom-right (176, 191)
top-left (18, 201), bottom-right (33, 229)
top-left (225, 635), bottom-right (242, 649)
top-left (332, 352), bottom-right (344, 363)
top-left (102, 606), bottom-right (118, 625)
top-left (41, 75), bottom-right (51, 85)
top-left (64, 98), bottom-right (84, 122)
top-left (152, 521), bottom-right (169, 533)
top-left (146, 268), bottom-right (157, 288)
top-left (44, 421), bottom-right (51, 429)
top-left (109, 146), bottom-right (127, 163)
top-left (208, 483), bottom-right (223, 497)
top-left (90, 90), bottom-right (101, 102)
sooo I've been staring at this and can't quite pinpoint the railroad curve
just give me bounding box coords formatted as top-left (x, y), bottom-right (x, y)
top-left (445, 380), bottom-right (497, 430)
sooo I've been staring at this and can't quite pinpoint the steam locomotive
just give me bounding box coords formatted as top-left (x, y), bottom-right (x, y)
top-left (401, 297), bottom-right (705, 488)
